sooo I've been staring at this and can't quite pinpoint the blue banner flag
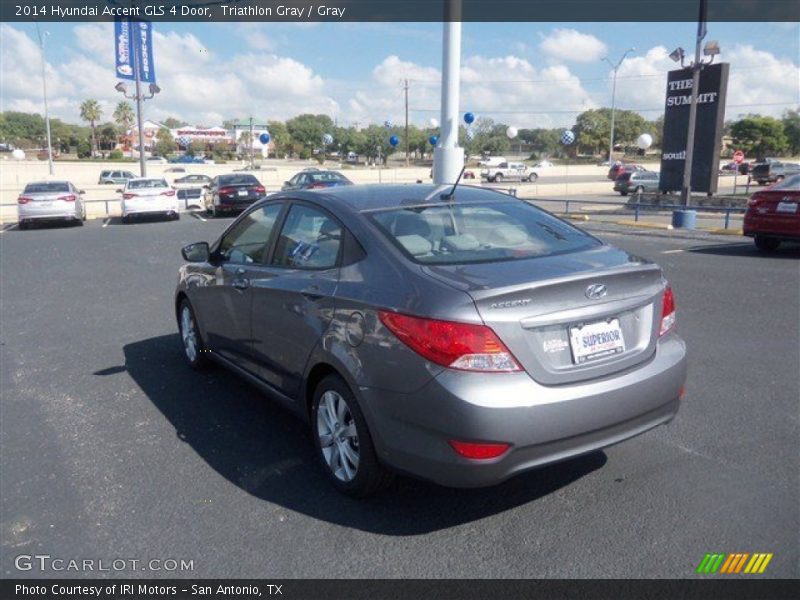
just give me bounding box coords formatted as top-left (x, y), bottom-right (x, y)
top-left (114, 18), bottom-right (157, 84)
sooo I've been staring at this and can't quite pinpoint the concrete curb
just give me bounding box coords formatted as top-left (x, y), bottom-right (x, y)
top-left (615, 220), bottom-right (674, 230)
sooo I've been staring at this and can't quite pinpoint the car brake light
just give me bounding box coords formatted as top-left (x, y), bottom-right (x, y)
top-left (17, 196), bottom-right (32, 204)
top-left (218, 186), bottom-right (235, 195)
top-left (57, 194), bottom-right (76, 202)
top-left (659, 286), bottom-right (676, 336)
top-left (378, 311), bottom-right (521, 372)
top-left (254, 185), bottom-right (266, 194)
top-left (122, 193), bottom-right (138, 200)
top-left (449, 440), bottom-right (511, 459)
top-left (160, 189), bottom-right (176, 196)
top-left (309, 182), bottom-right (327, 189)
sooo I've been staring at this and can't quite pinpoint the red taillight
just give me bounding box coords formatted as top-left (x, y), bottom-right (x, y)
top-left (254, 185), bottom-right (266, 194)
top-left (218, 186), bottom-right (236, 195)
top-left (309, 182), bottom-right (327, 189)
top-left (659, 286), bottom-right (676, 336)
top-left (17, 196), bottom-right (32, 204)
top-left (122, 193), bottom-right (138, 200)
top-left (57, 194), bottom-right (76, 202)
top-left (449, 440), bottom-right (511, 459)
top-left (160, 189), bottom-right (176, 196)
top-left (378, 311), bottom-right (521, 372)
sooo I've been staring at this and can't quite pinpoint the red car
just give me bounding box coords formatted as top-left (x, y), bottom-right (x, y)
top-left (607, 163), bottom-right (646, 180)
top-left (743, 174), bottom-right (800, 251)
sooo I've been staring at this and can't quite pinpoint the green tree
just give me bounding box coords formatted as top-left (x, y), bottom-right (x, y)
top-left (286, 114), bottom-right (334, 153)
top-left (730, 115), bottom-right (788, 158)
top-left (162, 117), bottom-right (188, 128)
top-left (113, 101), bottom-right (134, 133)
top-left (98, 123), bottom-right (118, 153)
top-left (782, 109), bottom-right (800, 156)
top-left (79, 99), bottom-right (102, 157)
top-left (518, 128), bottom-right (561, 158)
top-left (266, 120), bottom-right (292, 157)
top-left (154, 127), bottom-right (175, 157)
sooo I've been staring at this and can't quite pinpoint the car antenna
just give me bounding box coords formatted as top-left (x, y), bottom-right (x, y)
top-left (440, 165), bottom-right (467, 201)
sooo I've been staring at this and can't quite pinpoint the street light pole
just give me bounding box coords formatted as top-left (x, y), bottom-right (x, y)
top-left (432, 0), bottom-right (464, 185)
top-left (602, 48), bottom-right (635, 164)
top-left (132, 33), bottom-right (147, 177)
top-left (680, 8), bottom-right (707, 206)
top-left (35, 22), bottom-right (54, 176)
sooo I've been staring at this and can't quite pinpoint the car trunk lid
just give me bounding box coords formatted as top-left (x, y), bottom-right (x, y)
top-left (423, 244), bottom-right (666, 385)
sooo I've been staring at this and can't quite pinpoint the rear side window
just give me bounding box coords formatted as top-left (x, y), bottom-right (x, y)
top-left (24, 182), bottom-right (70, 193)
top-left (770, 174), bottom-right (800, 191)
top-left (370, 201), bottom-right (599, 265)
top-left (272, 205), bottom-right (342, 269)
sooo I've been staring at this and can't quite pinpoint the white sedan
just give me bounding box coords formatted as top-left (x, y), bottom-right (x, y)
top-left (119, 178), bottom-right (179, 222)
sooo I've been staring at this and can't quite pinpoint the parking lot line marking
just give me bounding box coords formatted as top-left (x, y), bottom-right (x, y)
top-left (191, 212), bottom-right (207, 222)
top-left (661, 249), bottom-right (684, 254)
top-left (0, 224), bottom-right (18, 233)
top-left (102, 218), bottom-right (111, 228)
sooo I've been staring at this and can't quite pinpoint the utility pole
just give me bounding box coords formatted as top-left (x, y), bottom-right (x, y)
top-left (432, 0), bottom-right (464, 185)
top-left (681, 0), bottom-right (708, 206)
top-left (403, 79), bottom-right (409, 167)
top-left (249, 116), bottom-right (255, 169)
top-left (35, 22), bottom-right (54, 176)
top-left (602, 48), bottom-right (635, 164)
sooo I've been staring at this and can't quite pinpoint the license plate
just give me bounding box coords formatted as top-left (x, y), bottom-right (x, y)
top-left (776, 201), bottom-right (798, 213)
top-left (238, 190), bottom-right (248, 197)
top-left (40, 202), bottom-right (52, 207)
top-left (569, 318), bottom-right (625, 364)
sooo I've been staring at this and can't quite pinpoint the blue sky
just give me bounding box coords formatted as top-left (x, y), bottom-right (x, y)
top-left (2, 21), bottom-right (798, 128)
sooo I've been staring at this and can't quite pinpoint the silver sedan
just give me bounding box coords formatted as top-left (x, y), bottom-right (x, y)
top-left (17, 180), bottom-right (86, 229)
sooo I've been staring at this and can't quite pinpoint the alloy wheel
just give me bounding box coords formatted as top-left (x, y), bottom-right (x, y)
top-left (180, 305), bottom-right (199, 363)
top-left (316, 390), bottom-right (360, 482)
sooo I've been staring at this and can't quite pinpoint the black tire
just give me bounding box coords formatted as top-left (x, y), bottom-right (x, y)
top-left (311, 374), bottom-right (393, 497)
top-left (620, 191), bottom-right (628, 196)
top-left (171, 212), bottom-right (180, 221)
top-left (634, 186), bottom-right (645, 194)
top-left (528, 173), bottom-right (538, 183)
top-left (18, 220), bottom-right (28, 230)
top-left (494, 173), bottom-right (503, 183)
top-left (178, 299), bottom-right (211, 370)
top-left (754, 235), bottom-right (781, 252)
top-left (122, 215), bottom-right (131, 224)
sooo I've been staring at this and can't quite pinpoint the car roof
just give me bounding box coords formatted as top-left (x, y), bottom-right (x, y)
top-left (275, 183), bottom-right (516, 212)
top-left (127, 177), bottom-right (166, 182)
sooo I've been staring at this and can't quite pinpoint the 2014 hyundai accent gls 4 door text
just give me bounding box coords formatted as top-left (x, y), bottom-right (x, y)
top-left (175, 184), bottom-right (687, 496)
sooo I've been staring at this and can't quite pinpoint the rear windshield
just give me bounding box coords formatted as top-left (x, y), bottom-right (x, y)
top-left (770, 174), bottom-right (800, 191)
top-left (24, 182), bottom-right (70, 193)
top-left (219, 174), bottom-right (260, 186)
top-left (370, 200), bottom-right (599, 265)
top-left (617, 173), bottom-right (632, 181)
top-left (128, 179), bottom-right (168, 189)
top-left (309, 172), bottom-right (348, 183)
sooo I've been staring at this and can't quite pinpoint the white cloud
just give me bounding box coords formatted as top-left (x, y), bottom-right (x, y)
top-left (539, 29), bottom-right (608, 63)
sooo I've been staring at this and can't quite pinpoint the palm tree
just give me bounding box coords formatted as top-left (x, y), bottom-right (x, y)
top-left (80, 99), bottom-right (102, 158)
top-left (113, 101), bottom-right (134, 156)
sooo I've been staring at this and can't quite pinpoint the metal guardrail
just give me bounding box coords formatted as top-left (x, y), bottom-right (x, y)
top-left (502, 188), bottom-right (746, 230)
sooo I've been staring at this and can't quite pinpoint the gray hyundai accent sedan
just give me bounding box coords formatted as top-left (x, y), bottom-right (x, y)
top-left (175, 184), bottom-right (686, 496)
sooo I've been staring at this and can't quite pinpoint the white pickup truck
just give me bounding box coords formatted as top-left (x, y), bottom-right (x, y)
top-left (480, 161), bottom-right (538, 183)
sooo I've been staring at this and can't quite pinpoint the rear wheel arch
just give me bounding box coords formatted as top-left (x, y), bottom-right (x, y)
top-left (304, 362), bottom-right (342, 421)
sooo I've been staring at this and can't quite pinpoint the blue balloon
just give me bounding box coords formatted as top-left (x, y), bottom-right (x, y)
top-left (429, 135), bottom-right (439, 146)
top-left (463, 112), bottom-right (475, 125)
top-left (389, 135), bottom-right (399, 147)
top-left (259, 132), bottom-right (271, 144)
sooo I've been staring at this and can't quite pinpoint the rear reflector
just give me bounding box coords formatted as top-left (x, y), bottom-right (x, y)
top-left (57, 194), bottom-right (76, 202)
top-left (160, 189), bottom-right (176, 197)
top-left (254, 185), bottom-right (266, 194)
top-left (378, 311), bottom-right (521, 372)
top-left (122, 193), bottom-right (138, 200)
top-left (449, 440), bottom-right (511, 460)
top-left (17, 196), bottom-right (32, 204)
top-left (659, 286), bottom-right (676, 336)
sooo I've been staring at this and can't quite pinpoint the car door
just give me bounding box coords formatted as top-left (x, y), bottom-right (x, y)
top-left (192, 202), bottom-right (285, 373)
top-left (249, 202), bottom-right (343, 399)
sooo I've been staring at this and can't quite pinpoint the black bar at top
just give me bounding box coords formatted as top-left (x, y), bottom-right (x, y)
top-left (1, 0), bottom-right (799, 22)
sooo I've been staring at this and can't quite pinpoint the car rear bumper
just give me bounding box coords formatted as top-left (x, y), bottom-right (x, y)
top-left (122, 200), bottom-right (178, 216)
top-left (743, 213), bottom-right (800, 239)
top-left (18, 207), bottom-right (79, 221)
top-left (359, 334), bottom-right (686, 488)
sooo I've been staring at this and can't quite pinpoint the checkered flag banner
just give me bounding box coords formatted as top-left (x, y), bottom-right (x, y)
top-left (561, 130), bottom-right (575, 145)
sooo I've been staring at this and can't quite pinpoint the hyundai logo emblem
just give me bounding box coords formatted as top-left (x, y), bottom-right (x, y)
top-left (585, 284), bottom-right (607, 300)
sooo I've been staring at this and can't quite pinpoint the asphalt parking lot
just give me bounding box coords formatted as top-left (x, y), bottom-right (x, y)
top-left (1, 214), bottom-right (797, 579)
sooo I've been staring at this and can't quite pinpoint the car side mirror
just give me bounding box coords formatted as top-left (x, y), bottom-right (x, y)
top-left (284, 181), bottom-right (291, 186)
top-left (181, 242), bottom-right (210, 263)
top-left (116, 189), bottom-right (123, 194)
